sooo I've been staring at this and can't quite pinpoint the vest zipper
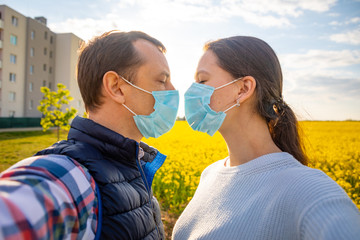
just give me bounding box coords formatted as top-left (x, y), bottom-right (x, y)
top-left (137, 157), bottom-right (161, 239)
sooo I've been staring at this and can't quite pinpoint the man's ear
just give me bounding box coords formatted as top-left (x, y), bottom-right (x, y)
top-left (236, 76), bottom-right (256, 103)
top-left (102, 71), bottom-right (126, 104)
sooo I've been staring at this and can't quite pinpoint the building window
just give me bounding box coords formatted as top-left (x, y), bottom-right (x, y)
top-left (44, 48), bottom-right (47, 55)
top-left (49, 67), bottom-right (52, 74)
top-left (9, 92), bottom-right (16, 102)
top-left (30, 47), bottom-right (34, 57)
top-left (44, 31), bottom-right (48, 40)
top-left (30, 65), bottom-right (34, 75)
top-left (10, 35), bottom-right (17, 45)
top-left (48, 82), bottom-right (52, 89)
top-left (10, 54), bottom-right (17, 64)
top-left (31, 30), bottom-right (35, 40)
top-left (43, 80), bottom-right (46, 86)
top-left (11, 16), bottom-right (18, 26)
top-left (29, 100), bottom-right (33, 110)
top-left (29, 82), bottom-right (33, 92)
top-left (49, 51), bottom-right (53, 58)
top-left (43, 64), bottom-right (47, 71)
top-left (9, 110), bottom-right (15, 117)
top-left (50, 36), bottom-right (53, 44)
top-left (9, 73), bottom-right (16, 82)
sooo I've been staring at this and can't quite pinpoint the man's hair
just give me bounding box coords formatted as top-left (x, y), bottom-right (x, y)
top-left (77, 30), bottom-right (166, 112)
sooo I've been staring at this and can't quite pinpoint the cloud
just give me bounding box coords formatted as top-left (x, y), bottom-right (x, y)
top-left (329, 17), bottom-right (360, 26)
top-left (330, 29), bottom-right (360, 45)
top-left (330, 21), bottom-right (341, 26)
top-left (279, 49), bottom-right (360, 110)
top-left (346, 17), bottom-right (360, 24)
top-left (220, 0), bottom-right (336, 28)
top-left (280, 49), bottom-right (360, 69)
top-left (49, 0), bottom-right (339, 38)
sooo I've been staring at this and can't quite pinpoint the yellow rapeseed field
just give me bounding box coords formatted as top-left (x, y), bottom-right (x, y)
top-left (144, 121), bottom-right (360, 214)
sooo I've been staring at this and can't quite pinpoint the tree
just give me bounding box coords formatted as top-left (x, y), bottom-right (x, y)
top-left (38, 83), bottom-right (77, 140)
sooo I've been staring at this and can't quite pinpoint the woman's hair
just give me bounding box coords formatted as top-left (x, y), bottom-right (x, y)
top-left (204, 36), bottom-right (308, 165)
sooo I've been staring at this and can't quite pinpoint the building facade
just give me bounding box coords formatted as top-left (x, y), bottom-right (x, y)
top-left (0, 5), bottom-right (84, 118)
top-left (55, 33), bottom-right (84, 114)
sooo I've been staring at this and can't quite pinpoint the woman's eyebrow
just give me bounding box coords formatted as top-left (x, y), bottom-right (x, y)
top-left (194, 70), bottom-right (209, 80)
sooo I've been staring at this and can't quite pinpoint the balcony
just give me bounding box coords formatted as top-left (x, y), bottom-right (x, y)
top-left (0, 20), bottom-right (3, 29)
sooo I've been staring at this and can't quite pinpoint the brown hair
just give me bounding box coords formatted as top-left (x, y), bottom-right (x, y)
top-left (77, 30), bottom-right (166, 112)
top-left (204, 36), bottom-right (308, 165)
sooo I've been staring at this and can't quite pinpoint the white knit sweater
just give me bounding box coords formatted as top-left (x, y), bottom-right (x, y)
top-left (172, 152), bottom-right (360, 240)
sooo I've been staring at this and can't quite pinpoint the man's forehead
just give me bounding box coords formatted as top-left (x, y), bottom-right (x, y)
top-left (134, 39), bottom-right (169, 72)
top-left (133, 39), bottom-right (164, 58)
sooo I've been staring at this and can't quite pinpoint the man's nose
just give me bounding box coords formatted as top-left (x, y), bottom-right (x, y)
top-left (167, 81), bottom-right (175, 90)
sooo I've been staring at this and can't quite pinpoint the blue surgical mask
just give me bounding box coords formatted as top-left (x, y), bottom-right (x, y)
top-left (120, 76), bottom-right (179, 138)
top-left (184, 78), bottom-right (242, 136)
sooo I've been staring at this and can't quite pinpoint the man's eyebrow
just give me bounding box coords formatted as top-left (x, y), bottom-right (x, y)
top-left (159, 71), bottom-right (170, 79)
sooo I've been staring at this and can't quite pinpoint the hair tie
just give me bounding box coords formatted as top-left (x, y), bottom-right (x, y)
top-left (271, 97), bottom-right (286, 116)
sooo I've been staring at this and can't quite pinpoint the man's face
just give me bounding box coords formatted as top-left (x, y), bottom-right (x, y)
top-left (123, 39), bottom-right (175, 115)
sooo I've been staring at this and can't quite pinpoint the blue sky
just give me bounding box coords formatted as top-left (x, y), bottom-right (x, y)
top-left (3, 0), bottom-right (360, 120)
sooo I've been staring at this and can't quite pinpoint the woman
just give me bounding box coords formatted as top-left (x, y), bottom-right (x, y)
top-left (172, 36), bottom-right (360, 239)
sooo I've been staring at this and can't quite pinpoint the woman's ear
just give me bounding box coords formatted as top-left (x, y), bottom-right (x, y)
top-left (237, 76), bottom-right (256, 103)
top-left (102, 71), bottom-right (126, 104)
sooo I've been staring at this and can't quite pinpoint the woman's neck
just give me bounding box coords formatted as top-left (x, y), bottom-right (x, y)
top-left (220, 113), bottom-right (281, 167)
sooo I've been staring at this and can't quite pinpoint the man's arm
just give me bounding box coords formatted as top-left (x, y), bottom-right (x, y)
top-left (0, 155), bottom-right (98, 240)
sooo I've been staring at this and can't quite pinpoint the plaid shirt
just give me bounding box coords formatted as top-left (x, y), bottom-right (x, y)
top-left (0, 154), bottom-right (98, 240)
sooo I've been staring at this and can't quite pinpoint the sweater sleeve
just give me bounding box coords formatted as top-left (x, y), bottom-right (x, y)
top-left (300, 196), bottom-right (360, 240)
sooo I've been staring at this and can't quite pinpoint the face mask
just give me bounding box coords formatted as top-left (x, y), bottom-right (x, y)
top-left (184, 78), bottom-right (242, 136)
top-left (120, 75), bottom-right (179, 138)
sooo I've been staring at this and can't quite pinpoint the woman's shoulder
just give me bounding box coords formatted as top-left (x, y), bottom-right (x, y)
top-left (199, 158), bottom-right (227, 180)
top-left (274, 160), bottom-right (355, 210)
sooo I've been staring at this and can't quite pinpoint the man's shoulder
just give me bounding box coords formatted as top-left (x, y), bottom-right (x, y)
top-left (36, 139), bottom-right (102, 161)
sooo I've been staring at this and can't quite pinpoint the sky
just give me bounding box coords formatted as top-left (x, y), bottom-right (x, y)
top-left (2, 0), bottom-right (360, 120)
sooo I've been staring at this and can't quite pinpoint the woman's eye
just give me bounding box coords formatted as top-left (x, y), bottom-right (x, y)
top-left (198, 80), bottom-right (207, 84)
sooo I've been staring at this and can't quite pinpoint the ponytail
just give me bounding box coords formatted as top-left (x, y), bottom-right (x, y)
top-left (266, 100), bottom-right (308, 165)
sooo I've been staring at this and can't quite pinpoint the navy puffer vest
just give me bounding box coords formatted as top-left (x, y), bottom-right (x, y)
top-left (36, 116), bottom-right (165, 240)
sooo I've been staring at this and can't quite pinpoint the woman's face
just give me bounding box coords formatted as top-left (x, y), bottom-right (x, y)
top-left (195, 50), bottom-right (240, 112)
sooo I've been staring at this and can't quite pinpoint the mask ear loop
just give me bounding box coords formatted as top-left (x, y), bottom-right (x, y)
top-left (118, 74), bottom-right (151, 116)
top-left (215, 77), bottom-right (243, 90)
top-left (119, 75), bottom-right (152, 94)
top-left (122, 103), bottom-right (137, 116)
top-left (223, 98), bottom-right (241, 113)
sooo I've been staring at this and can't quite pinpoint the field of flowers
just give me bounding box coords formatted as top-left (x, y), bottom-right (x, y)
top-left (144, 121), bottom-right (360, 215)
top-left (0, 121), bottom-right (358, 239)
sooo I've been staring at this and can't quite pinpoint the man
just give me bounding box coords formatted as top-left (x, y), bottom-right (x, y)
top-left (0, 31), bottom-right (179, 239)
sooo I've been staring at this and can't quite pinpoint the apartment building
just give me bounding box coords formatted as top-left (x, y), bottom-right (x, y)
top-left (55, 33), bottom-right (84, 113)
top-left (0, 5), bottom-right (27, 117)
top-left (24, 16), bottom-right (56, 117)
top-left (0, 5), bottom-right (85, 118)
